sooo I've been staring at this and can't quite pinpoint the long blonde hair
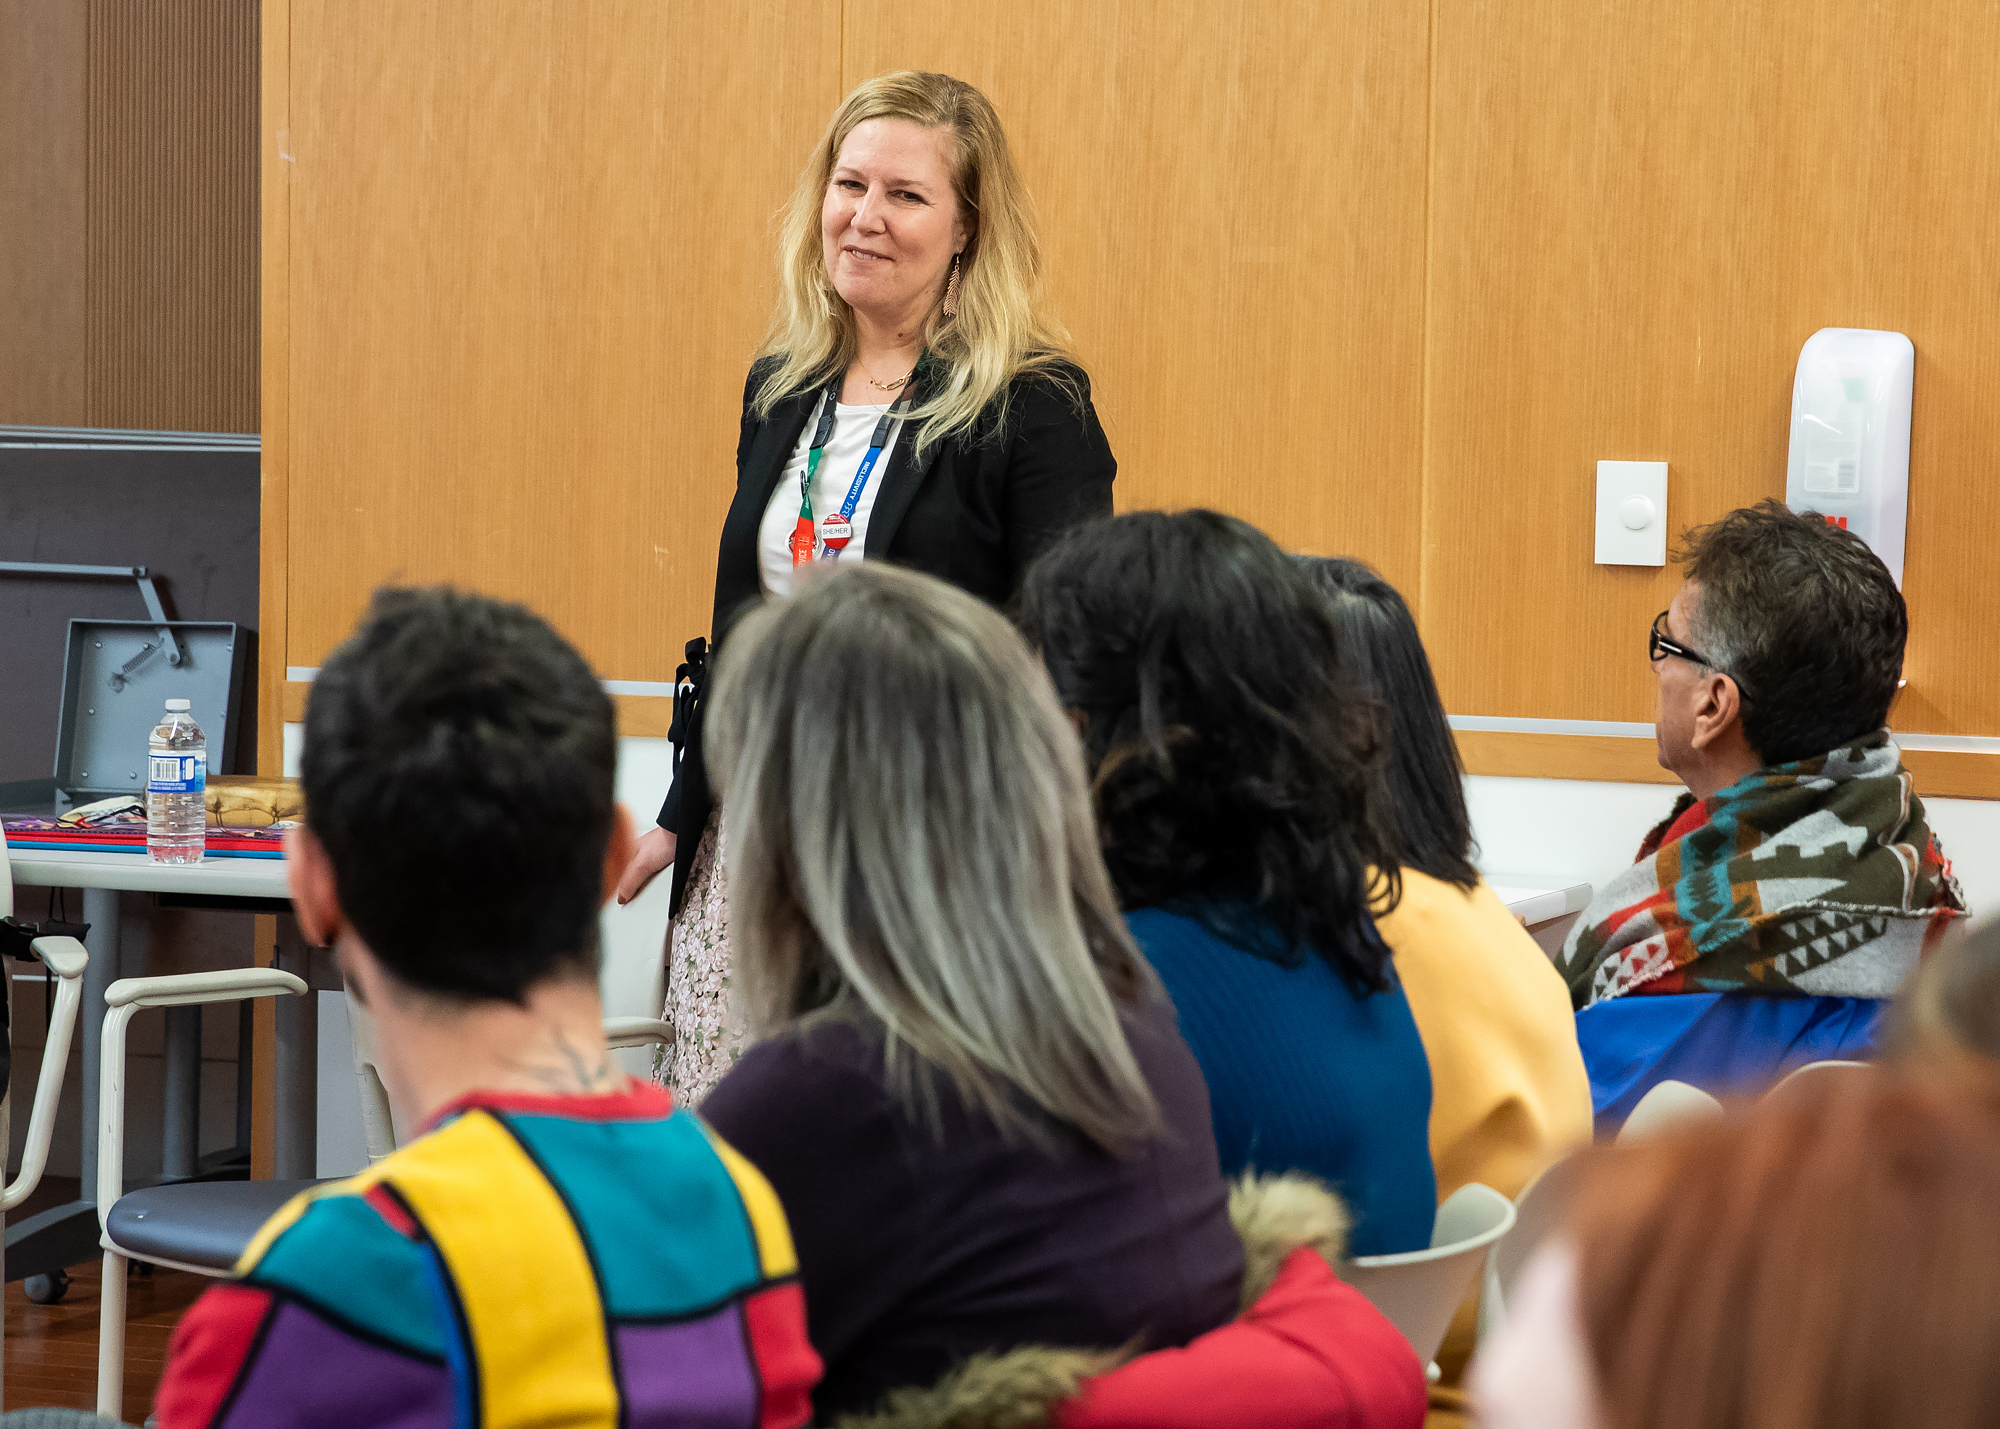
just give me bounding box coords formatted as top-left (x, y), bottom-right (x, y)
top-left (705, 562), bottom-right (1163, 1153)
top-left (756, 71), bottom-right (1078, 454)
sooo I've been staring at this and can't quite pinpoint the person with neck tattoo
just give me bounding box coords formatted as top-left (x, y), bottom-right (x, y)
top-left (152, 588), bottom-right (819, 1429)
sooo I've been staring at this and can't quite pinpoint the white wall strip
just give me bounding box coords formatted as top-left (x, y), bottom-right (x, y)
top-left (1448, 715), bottom-right (1655, 738)
top-left (601, 680), bottom-right (679, 698)
top-left (1450, 713), bottom-right (2000, 754)
top-left (1896, 733), bottom-right (2000, 754)
top-left (286, 666), bottom-right (678, 700)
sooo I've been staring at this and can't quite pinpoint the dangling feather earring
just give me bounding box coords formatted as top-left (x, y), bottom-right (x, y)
top-left (941, 253), bottom-right (963, 317)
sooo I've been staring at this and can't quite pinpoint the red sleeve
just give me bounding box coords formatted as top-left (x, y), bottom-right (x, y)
top-left (742, 1280), bottom-right (822, 1429)
top-left (1054, 1249), bottom-right (1428, 1429)
top-left (153, 1283), bottom-right (275, 1429)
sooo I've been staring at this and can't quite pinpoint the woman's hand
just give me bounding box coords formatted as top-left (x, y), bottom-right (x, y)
top-left (616, 825), bottom-right (677, 905)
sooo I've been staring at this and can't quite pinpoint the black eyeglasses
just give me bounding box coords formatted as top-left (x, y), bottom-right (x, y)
top-left (1649, 610), bottom-right (1754, 704)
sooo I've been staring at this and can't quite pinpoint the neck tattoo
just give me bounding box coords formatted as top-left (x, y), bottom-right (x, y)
top-left (508, 1029), bottom-right (619, 1096)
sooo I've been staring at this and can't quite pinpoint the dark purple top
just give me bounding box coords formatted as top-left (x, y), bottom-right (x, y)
top-left (701, 998), bottom-right (1244, 1421)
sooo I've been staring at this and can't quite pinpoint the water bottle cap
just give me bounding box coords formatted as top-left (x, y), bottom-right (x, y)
top-left (164, 699), bottom-right (191, 711)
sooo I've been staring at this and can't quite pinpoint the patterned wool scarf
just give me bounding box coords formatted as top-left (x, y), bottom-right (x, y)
top-left (1562, 730), bottom-right (1965, 1009)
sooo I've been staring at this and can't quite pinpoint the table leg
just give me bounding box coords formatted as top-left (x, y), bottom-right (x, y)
top-left (161, 1005), bottom-right (201, 1180)
top-left (236, 999), bottom-right (253, 1153)
top-left (273, 940), bottom-right (317, 1179)
top-left (80, 887), bottom-right (121, 1203)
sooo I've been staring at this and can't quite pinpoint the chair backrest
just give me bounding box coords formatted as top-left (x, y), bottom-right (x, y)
top-left (340, 999), bottom-right (676, 1165)
top-left (1491, 1153), bottom-right (1586, 1305)
top-left (1618, 1078), bottom-right (1723, 1143)
top-left (1338, 1182), bottom-right (1516, 1367)
top-left (342, 992), bottom-right (399, 1163)
top-left (1769, 1059), bottom-right (1872, 1098)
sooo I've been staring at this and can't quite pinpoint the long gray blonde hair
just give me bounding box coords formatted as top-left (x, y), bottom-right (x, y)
top-left (756, 70), bottom-right (1079, 455)
top-left (706, 562), bottom-right (1163, 1153)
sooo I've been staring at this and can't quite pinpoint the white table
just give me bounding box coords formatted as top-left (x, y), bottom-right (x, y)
top-left (7, 846), bottom-right (288, 901)
top-left (1491, 879), bottom-right (1594, 929)
top-left (4, 846), bottom-right (310, 1223)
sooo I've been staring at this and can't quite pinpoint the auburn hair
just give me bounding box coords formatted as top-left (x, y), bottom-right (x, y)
top-left (1568, 1069), bottom-right (2000, 1429)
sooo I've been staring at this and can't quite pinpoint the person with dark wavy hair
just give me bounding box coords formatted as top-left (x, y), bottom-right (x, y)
top-left (1020, 511), bottom-right (1437, 1255)
top-left (1300, 556), bottom-right (1593, 1405)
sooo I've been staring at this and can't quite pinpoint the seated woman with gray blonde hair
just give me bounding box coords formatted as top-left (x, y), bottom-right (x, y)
top-left (699, 563), bottom-right (1427, 1428)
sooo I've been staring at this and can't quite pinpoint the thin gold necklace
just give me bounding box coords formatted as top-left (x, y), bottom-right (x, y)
top-left (865, 364), bottom-right (916, 392)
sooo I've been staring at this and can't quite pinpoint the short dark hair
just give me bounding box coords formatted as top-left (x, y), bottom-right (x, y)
top-left (301, 587), bottom-right (617, 1003)
top-left (1678, 499), bottom-right (1906, 765)
top-left (1297, 557), bottom-right (1479, 890)
top-left (1019, 511), bottom-right (1399, 992)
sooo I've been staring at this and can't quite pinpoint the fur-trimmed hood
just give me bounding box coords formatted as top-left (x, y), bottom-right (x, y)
top-left (832, 1173), bottom-right (1363, 1429)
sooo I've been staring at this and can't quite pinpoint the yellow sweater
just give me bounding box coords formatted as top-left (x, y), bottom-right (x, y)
top-left (1373, 869), bottom-right (1592, 1201)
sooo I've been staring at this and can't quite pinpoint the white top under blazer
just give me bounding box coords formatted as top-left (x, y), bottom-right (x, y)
top-left (756, 400), bottom-right (909, 597)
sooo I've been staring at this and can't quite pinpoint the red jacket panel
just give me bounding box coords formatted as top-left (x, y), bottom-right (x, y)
top-left (1055, 1249), bottom-right (1428, 1429)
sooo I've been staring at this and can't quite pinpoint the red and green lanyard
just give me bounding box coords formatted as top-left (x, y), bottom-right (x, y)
top-left (789, 377), bottom-right (916, 567)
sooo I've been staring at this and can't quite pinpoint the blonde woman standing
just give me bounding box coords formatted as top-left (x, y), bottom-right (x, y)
top-left (613, 71), bottom-right (1115, 1104)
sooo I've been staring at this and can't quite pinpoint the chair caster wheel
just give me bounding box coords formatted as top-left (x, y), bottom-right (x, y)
top-left (24, 1269), bottom-right (71, 1304)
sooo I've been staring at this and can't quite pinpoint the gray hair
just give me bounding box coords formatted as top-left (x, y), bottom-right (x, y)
top-left (705, 562), bottom-right (1164, 1152)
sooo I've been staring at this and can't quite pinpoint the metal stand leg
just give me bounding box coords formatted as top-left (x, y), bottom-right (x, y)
top-left (80, 888), bottom-right (122, 1202)
top-left (162, 1005), bottom-right (201, 1180)
top-left (273, 942), bottom-right (316, 1179)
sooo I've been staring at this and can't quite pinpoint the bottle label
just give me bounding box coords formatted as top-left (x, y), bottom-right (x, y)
top-left (148, 753), bottom-right (207, 794)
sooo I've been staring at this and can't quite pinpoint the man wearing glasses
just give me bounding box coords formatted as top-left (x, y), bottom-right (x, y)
top-left (1559, 500), bottom-right (1964, 1127)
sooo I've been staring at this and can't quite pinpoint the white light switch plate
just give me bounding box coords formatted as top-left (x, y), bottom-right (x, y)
top-left (1595, 460), bottom-right (1668, 566)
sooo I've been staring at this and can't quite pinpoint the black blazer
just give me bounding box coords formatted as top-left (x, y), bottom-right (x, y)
top-left (657, 356), bottom-right (1116, 913)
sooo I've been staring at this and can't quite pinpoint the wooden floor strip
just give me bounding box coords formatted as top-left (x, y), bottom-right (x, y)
top-left (5, 1257), bottom-right (207, 1423)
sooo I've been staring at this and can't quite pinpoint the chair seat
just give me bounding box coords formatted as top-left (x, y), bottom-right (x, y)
top-left (107, 1179), bottom-right (324, 1271)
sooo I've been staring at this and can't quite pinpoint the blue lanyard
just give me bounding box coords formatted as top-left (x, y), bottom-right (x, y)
top-left (798, 377), bottom-right (914, 560)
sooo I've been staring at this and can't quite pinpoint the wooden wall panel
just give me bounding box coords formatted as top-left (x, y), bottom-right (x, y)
top-left (1424, 0), bottom-right (2000, 742)
top-left (86, 0), bottom-right (259, 432)
top-left (276, 0), bottom-right (842, 683)
top-left (841, 0), bottom-right (1432, 593)
top-left (0, 0), bottom-right (88, 424)
top-left (263, 0), bottom-right (2000, 794)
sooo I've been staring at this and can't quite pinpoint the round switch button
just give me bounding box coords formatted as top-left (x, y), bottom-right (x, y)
top-left (1620, 495), bottom-right (1656, 531)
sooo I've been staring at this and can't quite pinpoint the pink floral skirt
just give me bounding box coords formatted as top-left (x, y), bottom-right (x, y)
top-left (652, 813), bottom-right (749, 1106)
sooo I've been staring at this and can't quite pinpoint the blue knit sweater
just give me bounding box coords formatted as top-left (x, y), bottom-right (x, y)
top-left (1128, 906), bottom-right (1438, 1256)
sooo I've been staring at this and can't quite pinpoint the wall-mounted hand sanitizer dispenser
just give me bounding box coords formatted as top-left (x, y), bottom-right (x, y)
top-left (1784, 327), bottom-right (1914, 587)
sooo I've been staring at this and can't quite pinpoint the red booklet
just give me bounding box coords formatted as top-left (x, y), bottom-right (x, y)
top-left (2, 815), bottom-right (287, 859)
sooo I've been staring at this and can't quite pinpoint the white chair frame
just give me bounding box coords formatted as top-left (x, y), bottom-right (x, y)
top-left (1770, 1058), bottom-right (1871, 1095)
top-left (1618, 1078), bottom-right (1724, 1143)
top-left (96, 967), bottom-right (309, 1418)
top-left (1476, 1152), bottom-right (1587, 1344)
top-left (1340, 1181), bottom-right (1516, 1370)
top-left (0, 933), bottom-right (89, 1413)
top-left (0, 835), bottom-right (93, 1412)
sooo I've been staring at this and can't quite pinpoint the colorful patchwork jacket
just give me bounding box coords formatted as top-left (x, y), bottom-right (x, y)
top-left (154, 1081), bottom-right (819, 1429)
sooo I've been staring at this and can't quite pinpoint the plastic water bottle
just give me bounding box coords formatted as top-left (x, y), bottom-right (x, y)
top-left (147, 698), bottom-right (207, 864)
